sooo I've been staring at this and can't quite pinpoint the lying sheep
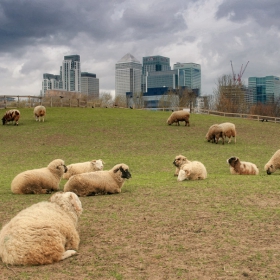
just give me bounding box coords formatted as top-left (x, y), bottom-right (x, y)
top-left (2, 109), bottom-right (20, 126)
top-left (219, 122), bottom-right (236, 144)
top-left (167, 110), bottom-right (190, 126)
top-left (63, 159), bottom-right (104, 180)
top-left (177, 161), bottom-right (207, 181)
top-left (34, 105), bottom-right (46, 122)
top-left (264, 149), bottom-right (280, 175)
top-left (205, 124), bottom-right (224, 144)
top-left (227, 156), bottom-right (259, 175)
top-left (11, 159), bottom-right (67, 194)
top-left (0, 191), bottom-right (82, 265)
top-left (173, 154), bottom-right (191, 176)
top-left (64, 163), bottom-right (131, 196)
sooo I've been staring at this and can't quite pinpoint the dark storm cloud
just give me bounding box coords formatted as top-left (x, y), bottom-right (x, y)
top-left (216, 0), bottom-right (280, 28)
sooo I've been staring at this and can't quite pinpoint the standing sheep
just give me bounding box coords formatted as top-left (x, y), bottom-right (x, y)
top-left (2, 109), bottom-right (20, 126)
top-left (227, 156), bottom-right (259, 175)
top-left (167, 110), bottom-right (190, 126)
top-left (11, 159), bottom-right (67, 194)
top-left (34, 105), bottom-right (46, 122)
top-left (264, 149), bottom-right (280, 175)
top-left (64, 163), bottom-right (131, 196)
top-left (177, 161), bottom-right (207, 181)
top-left (63, 159), bottom-right (104, 180)
top-left (205, 124), bottom-right (224, 144)
top-left (219, 122), bottom-right (236, 144)
top-left (0, 192), bottom-right (83, 265)
top-left (173, 154), bottom-right (191, 176)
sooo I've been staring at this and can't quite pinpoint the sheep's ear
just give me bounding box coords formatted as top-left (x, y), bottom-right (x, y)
top-left (69, 193), bottom-right (82, 213)
top-left (114, 167), bottom-right (120, 173)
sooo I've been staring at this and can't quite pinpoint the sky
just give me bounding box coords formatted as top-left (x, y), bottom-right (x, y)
top-left (0, 0), bottom-right (280, 98)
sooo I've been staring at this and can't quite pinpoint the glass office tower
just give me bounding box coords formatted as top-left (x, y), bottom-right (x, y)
top-left (62, 55), bottom-right (81, 92)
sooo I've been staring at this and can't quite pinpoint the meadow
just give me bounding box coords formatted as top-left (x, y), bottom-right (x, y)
top-left (0, 107), bottom-right (280, 280)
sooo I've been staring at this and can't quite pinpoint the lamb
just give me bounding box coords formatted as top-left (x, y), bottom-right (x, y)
top-left (264, 149), bottom-right (280, 175)
top-left (64, 163), bottom-right (131, 196)
top-left (219, 122), bottom-right (236, 144)
top-left (34, 105), bottom-right (46, 122)
top-left (177, 161), bottom-right (207, 181)
top-left (63, 159), bottom-right (104, 180)
top-left (227, 156), bottom-right (259, 175)
top-left (173, 154), bottom-right (191, 176)
top-left (11, 159), bottom-right (67, 194)
top-left (2, 109), bottom-right (20, 125)
top-left (0, 191), bottom-right (82, 265)
top-left (167, 110), bottom-right (190, 126)
top-left (205, 124), bottom-right (224, 144)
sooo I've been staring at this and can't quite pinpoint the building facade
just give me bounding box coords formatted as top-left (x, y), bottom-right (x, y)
top-left (62, 55), bottom-right (81, 92)
top-left (173, 63), bottom-right (201, 96)
top-left (41, 73), bottom-right (62, 96)
top-left (248, 76), bottom-right (280, 104)
top-left (146, 70), bottom-right (178, 90)
top-left (81, 72), bottom-right (99, 99)
top-left (115, 53), bottom-right (142, 97)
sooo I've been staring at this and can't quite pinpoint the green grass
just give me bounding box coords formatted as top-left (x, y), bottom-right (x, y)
top-left (1, 107), bottom-right (280, 279)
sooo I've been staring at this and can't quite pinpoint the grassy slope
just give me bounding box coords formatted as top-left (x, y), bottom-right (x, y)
top-left (0, 107), bottom-right (280, 279)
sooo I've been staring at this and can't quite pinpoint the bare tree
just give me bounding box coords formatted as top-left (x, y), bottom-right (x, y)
top-left (99, 92), bottom-right (114, 108)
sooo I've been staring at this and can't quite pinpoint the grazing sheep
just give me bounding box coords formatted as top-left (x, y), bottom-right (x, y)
top-left (0, 191), bottom-right (82, 265)
top-left (205, 124), bottom-right (224, 144)
top-left (173, 154), bottom-right (191, 176)
top-left (167, 110), bottom-right (190, 126)
top-left (63, 159), bottom-right (104, 180)
top-left (34, 105), bottom-right (46, 122)
top-left (2, 109), bottom-right (20, 126)
top-left (264, 149), bottom-right (280, 175)
top-left (227, 156), bottom-right (259, 175)
top-left (219, 122), bottom-right (236, 144)
top-left (64, 163), bottom-right (131, 196)
top-left (11, 159), bottom-right (67, 194)
top-left (177, 161), bottom-right (207, 181)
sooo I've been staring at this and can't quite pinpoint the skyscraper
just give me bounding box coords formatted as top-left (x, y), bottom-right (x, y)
top-left (62, 55), bottom-right (81, 92)
top-left (173, 63), bottom-right (201, 96)
top-left (41, 73), bottom-right (62, 95)
top-left (115, 53), bottom-right (142, 97)
top-left (81, 72), bottom-right (99, 99)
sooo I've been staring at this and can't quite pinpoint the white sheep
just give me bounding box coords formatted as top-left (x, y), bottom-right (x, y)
top-left (11, 159), bottom-right (67, 194)
top-left (64, 163), bottom-right (131, 196)
top-left (34, 105), bottom-right (46, 122)
top-left (177, 161), bottom-right (207, 181)
top-left (219, 122), bottom-right (236, 144)
top-left (173, 154), bottom-right (191, 176)
top-left (264, 149), bottom-right (280, 175)
top-left (0, 192), bottom-right (82, 265)
top-left (227, 156), bottom-right (259, 175)
top-left (167, 110), bottom-right (190, 126)
top-left (63, 159), bottom-right (104, 180)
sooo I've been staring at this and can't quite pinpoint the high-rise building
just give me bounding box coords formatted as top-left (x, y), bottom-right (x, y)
top-left (173, 63), bottom-right (201, 96)
top-left (142, 55), bottom-right (171, 92)
top-left (41, 73), bottom-right (62, 95)
top-left (146, 70), bottom-right (178, 89)
top-left (115, 53), bottom-right (142, 97)
top-left (62, 55), bottom-right (81, 92)
top-left (81, 72), bottom-right (99, 99)
top-left (248, 76), bottom-right (280, 104)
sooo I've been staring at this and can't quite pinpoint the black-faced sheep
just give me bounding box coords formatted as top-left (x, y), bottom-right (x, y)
top-left (63, 159), bottom-right (104, 180)
top-left (34, 105), bottom-right (46, 122)
top-left (227, 157), bottom-right (259, 175)
top-left (0, 192), bottom-right (82, 265)
top-left (2, 109), bottom-right (20, 126)
top-left (205, 124), bottom-right (224, 144)
top-left (11, 159), bottom-right (67, 194)
top-left (264, 149), bottom-right (280, 175)
top-left (173, 154), bottom-right (191, 176)
top-left (167, 110), bottom-right (190, 126)
top-left (64, 163), bottom-right (131, 196)
top-left (177, 161), bottom-right (207, 181)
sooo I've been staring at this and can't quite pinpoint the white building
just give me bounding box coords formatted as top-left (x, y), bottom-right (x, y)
top-left (62, 55), bottom-right (81, 92)
top-left (81, 72), bottom-right (99, 99)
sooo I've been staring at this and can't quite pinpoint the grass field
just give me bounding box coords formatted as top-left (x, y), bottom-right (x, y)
top-left (0, 107), bottom-right (280, 279)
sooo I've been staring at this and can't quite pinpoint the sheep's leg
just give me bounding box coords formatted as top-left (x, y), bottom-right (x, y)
top-left (61, 250), bottom-right (77, 260)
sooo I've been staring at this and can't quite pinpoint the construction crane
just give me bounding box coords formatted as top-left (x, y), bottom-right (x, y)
top-left (230, 60), bottom-right (249, 84)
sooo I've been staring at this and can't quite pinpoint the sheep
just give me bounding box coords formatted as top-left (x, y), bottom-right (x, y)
top-left (219, 122), bottom-right (236, 144)
top-left (34, 105), bottom-right (46, 122)
top-left (63, 159), bottom-right (104, 180)
top-left (205, 124), bottom-right (224, 144)
top-left (167, 110), bottom-right (190, 126)
top-left (173, 154), bottom-right (191, 176)
top-left (11, 159), bottom-right (67, 194)
top-left (227, 156), bottom-right (259, 175)
top-left (177, 161), bottom-right (207, 181)
top-left (264, 149), bottom-right (280, 175)
top-left (64, 163), bottom-right (131, 196)
top-left (0, 191), bottom-right (82, 265)
top-left (2, 109), bottom-right (20, 126)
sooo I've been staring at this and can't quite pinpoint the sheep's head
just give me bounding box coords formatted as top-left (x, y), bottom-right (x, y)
top-left (49, 159), bottom-right (68, 174)
top-left (265, 164), bottom-right (275, 175)
top-left (173, 155), bottom-right (188, 168)
top-left (2, 116), bottom-right (6, 125)
top-left (113, 164), bottom-right (131, 179)
top-left (177, 169), bottom-right (189, 181)
top-left (92, 159), bottom-right (104, 171)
